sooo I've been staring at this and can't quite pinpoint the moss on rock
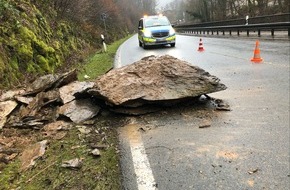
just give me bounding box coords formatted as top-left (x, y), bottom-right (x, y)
top-left (17, 43), bottom-right (33, 63)
top-left (0, 0), bottom-right (94, 88)
top-left (35, 55), bottom-right (49, 72)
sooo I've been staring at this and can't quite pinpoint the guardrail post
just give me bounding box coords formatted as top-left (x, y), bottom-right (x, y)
top-left (237, 30), bottom-right (240, 36)
top-left (229, 30), bottom-right (232, 35)
top-left (247, 30), bottom-right (249, 36)
top-left (258, 30), bottom-right (261, 36)
top-left (223, 30), bottom-right (225, 35)
top-left (211, 31), bottom-right (214, 35)
top-left (288, 28), bottom-right (290, 36)
top-left (271, 29), bottom-right (274, 36)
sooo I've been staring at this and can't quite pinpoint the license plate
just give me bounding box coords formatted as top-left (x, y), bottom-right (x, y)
top-left (156, 38), bottom-right (166, 42)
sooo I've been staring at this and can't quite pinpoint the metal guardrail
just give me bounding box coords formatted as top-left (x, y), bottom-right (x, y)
top-left (174, 13), bottom-right (290, 37)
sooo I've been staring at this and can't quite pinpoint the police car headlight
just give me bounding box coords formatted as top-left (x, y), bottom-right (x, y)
top-left (169, 28), bottom-right (175, 35)
top-left (144, 30), bottom-right (152, 37)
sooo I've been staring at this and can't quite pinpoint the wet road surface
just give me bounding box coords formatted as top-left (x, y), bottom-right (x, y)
top-left (116, 35), bottom-right (290, 190)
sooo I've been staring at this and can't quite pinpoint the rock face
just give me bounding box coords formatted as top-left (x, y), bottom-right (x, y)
top-left (89, 55), bottom-right (226, 107)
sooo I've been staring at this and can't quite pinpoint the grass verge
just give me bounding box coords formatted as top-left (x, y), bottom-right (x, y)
top-left (78, 36), bottom-right (131, 81)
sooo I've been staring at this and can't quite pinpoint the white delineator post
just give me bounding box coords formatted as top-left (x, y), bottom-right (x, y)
top-left (101, 34), bottom-right (107, 52)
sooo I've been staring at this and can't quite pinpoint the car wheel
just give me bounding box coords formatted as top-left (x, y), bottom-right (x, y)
top-left (143, 43), bottom-right (148, 49)
top-left (170, 43), bottom-right (175, 47)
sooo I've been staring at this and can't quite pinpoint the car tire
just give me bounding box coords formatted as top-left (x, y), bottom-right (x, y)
top-left (170, 43), bottom-right (175, 47)
top-left (143, 43), bottom-right (148, 49)
top-left (139, 41), bottom-right (142, 47)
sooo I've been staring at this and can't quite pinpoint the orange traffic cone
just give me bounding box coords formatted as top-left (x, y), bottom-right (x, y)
top-left (198, 38), bottom-right (204, 51)
top-left (251, 40), bottom-right (263, 63)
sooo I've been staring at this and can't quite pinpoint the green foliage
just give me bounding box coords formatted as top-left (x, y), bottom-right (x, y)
top-left (0, 0), bottom-right (134, 89)
top-left (35, 55), bottom-right (50, 72)
top-left (0, 55), bottom-right (5, 74)
top-left (0, 0), bottom-right (19, 18)
top-left (0, 1), bottom-right (85, 88)
top-left (17, 43), bottom-right (33, 63)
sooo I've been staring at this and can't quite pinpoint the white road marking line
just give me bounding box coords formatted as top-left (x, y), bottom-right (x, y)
top-left (114, 42), bottom-right (123, 68)
top-left (123, 123), bottom-right (157, 190)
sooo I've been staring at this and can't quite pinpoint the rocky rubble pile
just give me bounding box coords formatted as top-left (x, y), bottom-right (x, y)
top-left (0, 55), bottom-right (228, 169)
top-left (1, 55), bottom-right (228, 129)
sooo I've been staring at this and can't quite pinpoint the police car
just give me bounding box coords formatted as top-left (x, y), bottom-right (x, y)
top-left (138, 15), bottom-right (176, 49)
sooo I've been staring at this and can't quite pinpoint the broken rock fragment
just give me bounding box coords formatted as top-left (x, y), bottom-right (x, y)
top-left (42, 120), bottom-right (72, 138)
top-left (0, 100), bottom-right (18, 129)
top-left (19, 140), bottom-right (48, 171)
top-left (89, 55), bottom-right (227, 107)
top-left (61, 158), bottom-right (82, 169)
top-left (0, 89), bottom-right (25, 102)
top-left (19, 89), bottom-right (61, 119)
top-left (59, 81), bottom-right (95, 104)
top-left (199, 119), bottom-right (212, 128)
top-left (58, 99), bottom-right (100, 123)
top-left (91, 148), bottom-right (101, 156)
top-left (25, 69), bottom-right (77, 95)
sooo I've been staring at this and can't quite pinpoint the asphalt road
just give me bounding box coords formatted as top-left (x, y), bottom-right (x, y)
top-left (116, 34), bottom-right (290, 190)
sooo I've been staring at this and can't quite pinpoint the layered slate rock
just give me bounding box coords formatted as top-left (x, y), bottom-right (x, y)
top-left (58, 99), bottom-right (100, 123)
top-left (24, 69), bottom-right (77, 95)
top-left (59, 81), bottom-right (95, 104)
top-left (88, 55), bottom-right (227, 107)
top-left (0, 100), bottom-right (18, 129)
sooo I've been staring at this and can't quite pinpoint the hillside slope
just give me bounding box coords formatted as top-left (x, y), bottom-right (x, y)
top-left (0, 0), bottom-right (132, 89)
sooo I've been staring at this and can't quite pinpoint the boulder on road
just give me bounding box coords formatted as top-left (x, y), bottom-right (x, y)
top-left (88, 55), bottom-right (226, 107)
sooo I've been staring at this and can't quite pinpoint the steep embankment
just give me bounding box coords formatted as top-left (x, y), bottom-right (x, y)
top-left (0, 1), bottom-right (95, 89)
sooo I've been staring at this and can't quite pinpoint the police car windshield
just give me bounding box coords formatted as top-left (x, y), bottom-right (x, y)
top-left (144, 17), bottom-right (170, 27)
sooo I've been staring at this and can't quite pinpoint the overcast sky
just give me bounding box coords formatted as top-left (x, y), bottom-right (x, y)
top-left (157, 0), bottom-right (174, 8)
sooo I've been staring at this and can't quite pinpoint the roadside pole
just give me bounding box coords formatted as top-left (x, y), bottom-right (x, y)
top-left (101, 34), bottom-right (107, 53)
top-left (101, 13), bottom-right (108, 53)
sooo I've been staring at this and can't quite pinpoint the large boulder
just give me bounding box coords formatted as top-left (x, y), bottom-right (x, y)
top-left (88, 55), bottom-right (226, 107)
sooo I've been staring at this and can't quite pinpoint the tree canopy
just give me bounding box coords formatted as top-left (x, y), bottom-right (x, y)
top-left (161, 0), bottom-right (288, 23)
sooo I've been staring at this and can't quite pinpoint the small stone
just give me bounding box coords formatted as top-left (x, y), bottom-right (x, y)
top-left (199, 119), bottom-right (211, 128)
top-left (91, 149), bottom-right (101, 156)
top-left (77, 125), bottom-right (91, 134)
top-left (61, 158), bottom-right (82, 169)
top-left (248, 168), bottom-right (259, 174)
